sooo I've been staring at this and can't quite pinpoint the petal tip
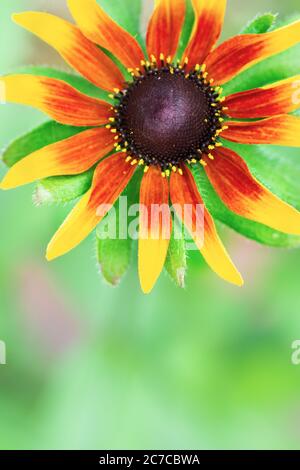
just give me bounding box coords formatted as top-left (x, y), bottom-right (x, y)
top-left (232, 271), bottom-right (244, 287)
top-left (11, 12), bottom-right (26, 24)
top-left (0, 178), bottom-right (11, 190)
top-left (140, 281), bottom-right (154, 295)
top-left (45, 249), bottom-right (55, 262)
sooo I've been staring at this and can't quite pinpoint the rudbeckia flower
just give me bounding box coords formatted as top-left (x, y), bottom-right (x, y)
top-left (1, 0), bottom-right (300, 293)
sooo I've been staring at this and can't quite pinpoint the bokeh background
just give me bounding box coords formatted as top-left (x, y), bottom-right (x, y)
top-left (1, 0), bottom-right (300, 450)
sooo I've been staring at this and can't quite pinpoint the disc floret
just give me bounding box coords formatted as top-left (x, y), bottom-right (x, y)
top-left (107, 55), bottom-right (228, 176)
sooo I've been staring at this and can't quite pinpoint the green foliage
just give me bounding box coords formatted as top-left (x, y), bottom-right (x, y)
top-left (97, 227), bottom-right (133, 287)
top-left (224, 141), bottom-right (300, 212)
top-left (2, 120), bottom-right (94, 204)
top-left (2, 120), bottom-right (87, 167)
top-left (98, 0), bottom-right (142, 37)
top-left (223, 14), bottom-right (300, 95)
top-left (177, 0), bottom-right (195, 59)
top-left (165, 216), bottom-right (187, 288)
top-left (33, 170), bottom-right (94, 206)
top-left (191, 165), bottom-right (300, 248)
top-left (240, 12), bottom-right (277, 34)
top-left (96, 169), bottom-right (142, 286)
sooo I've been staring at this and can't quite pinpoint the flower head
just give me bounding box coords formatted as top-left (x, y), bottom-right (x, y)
top-left (1, 0), bottom-right (300, 293)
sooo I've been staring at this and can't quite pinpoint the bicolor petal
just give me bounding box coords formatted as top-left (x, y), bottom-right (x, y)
top-left (146, 0), bottom-right (186, 60)
top-left (0, 75), bottom-right (112, 126)
top-left (13, 12), bottom-right (124, 91)
top-left (206, 20), bottom-right (300, 84)
top-left (170, 166), bottom-right (243, 286)
top-left (183, 0), bottom-right (226, 69)
top-left (46, 153), bottom-right (135, 261)
top-left (224, 75), bottom-right (300, 118)
top-left (222, 115), bottom-right (300, 146)
top-left (205, 146), bottom-right (300, 235)
top-left (138, 166), bottom-right (171, 294)
top-left (0, 128), bottom-right (114, 189)
top-left (67, 0), bottom-right (144, 70)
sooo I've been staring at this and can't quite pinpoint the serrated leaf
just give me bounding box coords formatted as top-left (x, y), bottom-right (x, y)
top-left (96, 169), bottom-right (142, 286)
top-left (165, 215), bottom-right (187, 288)
top-left (190, 165), bottom-right (300, 248)
top-left (240, 12), bottom-right (277, 34)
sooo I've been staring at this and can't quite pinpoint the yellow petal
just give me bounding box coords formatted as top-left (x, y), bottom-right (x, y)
top-left (138, 166), bottom-right (171, 294)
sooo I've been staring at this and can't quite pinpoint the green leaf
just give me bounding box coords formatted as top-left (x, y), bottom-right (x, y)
top-left (33, 170), bottom-right (94, 206)
top-left (96, 169), bottom-right (142, 286)
top-left (98, 0), bottom-right (142, 38)
top-left (223, 16), bottom-right (300, 95)
top-left (240, 13), bottom-right (277, 34)
top-left (2, 120), bottom-right (94, 204)
top-left (191, 165), bottom-right (300, 248)
top-left (97, 228), bottom-right (133, 287)
top-left (2, 120), bottom-right (87, 167)
top-left (10, 66), bottom-right (108, 100)
top-left (165, 215), bottom-right (187, 288)
top-left (223, 141), bottom-right (300, 211)
top-left (215, 14), bottom-right (300, 248)
top-left (177, 0), bottom-right (195, 59)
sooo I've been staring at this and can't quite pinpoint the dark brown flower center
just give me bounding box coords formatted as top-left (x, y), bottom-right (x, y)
top-left (112, 63), bottom-right (225, 172)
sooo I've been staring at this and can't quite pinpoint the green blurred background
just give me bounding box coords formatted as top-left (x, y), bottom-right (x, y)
top-left (1, 0), bottom-right (300, 450)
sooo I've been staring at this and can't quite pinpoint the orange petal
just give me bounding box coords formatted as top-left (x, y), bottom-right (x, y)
top-left (0, 128), bottom-right (114, 190)
top-left (224, 75), bottom-right (300, 118)
top-left (13, 12), bottom-right (124, 91)
top-left (205, 146), bottom-right (300, 235)
top-left (183, 0), bottom-right (226, 69)
top-left (222, 115), bottom-right (300, 146)
top-left (206, 20), bottom-right (300, 85)
top-left (146, 0), bottom-right (186, 60)
top-left (46, 153), bottom-right (135, 261)
top-left (1, 75), bottom-right (112, 126)
top-left (67, 0), bottom-right (144, 70)
top-left (138, 166), bottom-right (171, 294)
top-left (170, 166), bottom-right (243, 286)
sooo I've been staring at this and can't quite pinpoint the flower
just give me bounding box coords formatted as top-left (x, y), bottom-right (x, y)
top-left (1, 0), bottom-right (300, 293)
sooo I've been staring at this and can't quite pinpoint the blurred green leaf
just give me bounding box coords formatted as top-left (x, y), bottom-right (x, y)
top-left (240, 12), bottom-right (277, 34)
top-left (165, 215), bottom-right (187, 288)
top-left (191, 165), bottom-right (300, 248)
